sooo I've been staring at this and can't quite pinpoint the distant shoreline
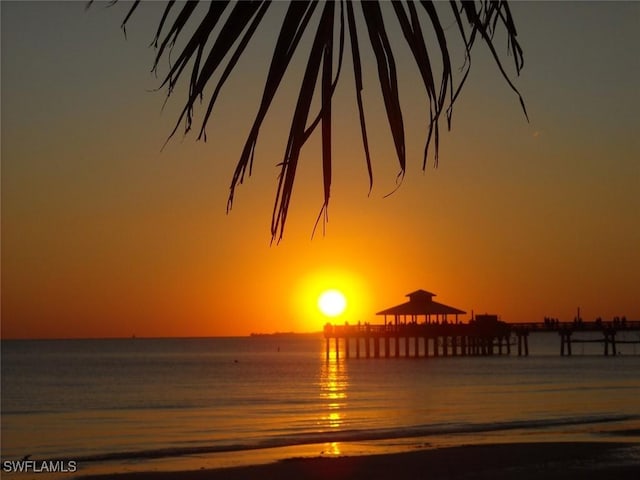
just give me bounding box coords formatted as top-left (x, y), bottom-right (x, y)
top-left (75, 442), bottom-right (640, 480)
top-left (249, 331), bottom-right (322, 338)
top-left (1, 333), bottom-right (325, 341)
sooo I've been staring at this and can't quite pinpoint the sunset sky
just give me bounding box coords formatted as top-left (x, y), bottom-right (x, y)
top-left (2, 1), bottom-right (639, 339)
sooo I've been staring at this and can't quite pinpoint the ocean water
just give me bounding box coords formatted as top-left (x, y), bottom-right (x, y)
top-left (2, 334), bottom-right (640, 476)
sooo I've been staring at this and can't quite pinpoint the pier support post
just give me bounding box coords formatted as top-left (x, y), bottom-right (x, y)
top-left (356, 337), bottom-right (360, 359)
top-left (611, 332), bottom-right (617, 356)
top-left (335, 337), bottom-right (340, 359)
top-left (517, 334), bottom-right (522, 356)
top-left (365, 335), bottom-right (370, 358)
top-left (560, 331), bottom-right (572, 356)
top-left (507, 331), bottom-right (528, 357)
top-left (326, 337), bottom-right (330, 359)
top-left (345, 337), bottom-right (350, 359)
top-left (604, 330), bottom-right (617, 356)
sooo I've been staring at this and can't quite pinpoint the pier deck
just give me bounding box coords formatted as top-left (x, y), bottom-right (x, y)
top-left (323, 320), bottom-right (640, 359)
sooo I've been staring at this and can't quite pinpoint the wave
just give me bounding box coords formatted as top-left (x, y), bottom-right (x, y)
top-left (3, 395), bottom-right (322, 416)
top-left (1, 404), bottom-right (198, 415)
top-left (30, 413), bottom-right (639, 464)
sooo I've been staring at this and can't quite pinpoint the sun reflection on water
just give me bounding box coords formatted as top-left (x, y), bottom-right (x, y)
top-left (319, 349), bottom-right (348, 433)
top-left (322, 441), bottom-right (341, 456)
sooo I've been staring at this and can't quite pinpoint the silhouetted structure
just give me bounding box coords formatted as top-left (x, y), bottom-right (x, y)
top-left (377, 289), bottom-right (465, 325)
top-left (511, 320), bottom-right (640, 357)
top-left (324, 290), bottom-right (511, 359)
top-left (323, 289), bottom-right (640, 359)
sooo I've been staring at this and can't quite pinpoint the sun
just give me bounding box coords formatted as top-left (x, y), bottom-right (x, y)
top-left (293, 269), bottom-right (370, 331)
top-left (318, 289), bottom-right (347, 317)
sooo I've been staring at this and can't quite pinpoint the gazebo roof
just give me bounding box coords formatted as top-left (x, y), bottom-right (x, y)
top-left (406, 289), bottom-right (436, 299)
top-left (376, 289), bottom-right (466, 316)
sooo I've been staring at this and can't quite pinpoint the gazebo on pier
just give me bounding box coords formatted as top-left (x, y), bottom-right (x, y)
top-left (323, 289), bottom-right (479, 359)
top-left (376, 289), bottom-right (466, 325)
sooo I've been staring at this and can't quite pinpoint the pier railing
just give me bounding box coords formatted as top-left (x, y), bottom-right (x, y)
top-left (508, 320), bottom-right (640, 333)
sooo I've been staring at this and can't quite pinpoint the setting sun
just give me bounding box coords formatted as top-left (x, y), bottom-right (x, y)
top-left (318, 289), bottom-right (347, 317)
top-left (291, 268), bottom-right (371, 331)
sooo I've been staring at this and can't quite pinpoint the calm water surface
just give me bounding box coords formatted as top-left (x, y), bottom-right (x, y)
top-left (2, 334), bottom-right (640, 474)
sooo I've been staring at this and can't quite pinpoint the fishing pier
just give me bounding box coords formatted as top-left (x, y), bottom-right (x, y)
top-left (323, 290), bottom-right (640, 359)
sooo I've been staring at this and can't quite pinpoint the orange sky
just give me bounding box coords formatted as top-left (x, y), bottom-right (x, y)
top-left (2, 2), bottom-right (639, 338)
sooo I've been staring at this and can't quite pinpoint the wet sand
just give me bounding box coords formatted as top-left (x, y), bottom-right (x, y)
top-left (77, 442), bottom-right (639, 480)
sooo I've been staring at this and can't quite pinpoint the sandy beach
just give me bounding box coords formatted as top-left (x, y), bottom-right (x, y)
top-left (76, 442), bottom-right (639, 480)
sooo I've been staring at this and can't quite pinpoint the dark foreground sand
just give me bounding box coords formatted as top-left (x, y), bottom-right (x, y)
top-left (78, 442), bottom-right (639, 480)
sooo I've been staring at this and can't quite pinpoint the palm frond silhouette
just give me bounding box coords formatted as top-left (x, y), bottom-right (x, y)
top-left (94, 1), bottom-right (526, 242)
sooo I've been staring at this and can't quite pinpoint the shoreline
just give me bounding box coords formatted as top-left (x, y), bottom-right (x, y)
top-left (75, 441), bottom-right (640, 480)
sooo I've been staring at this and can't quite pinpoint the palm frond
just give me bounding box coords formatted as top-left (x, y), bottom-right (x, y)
top-left (345, 1), bottom-right (373, 193)
top-left (99, 0), bottom-right (527, 242)
top-left (361, 2), bottom-right (406, 179)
